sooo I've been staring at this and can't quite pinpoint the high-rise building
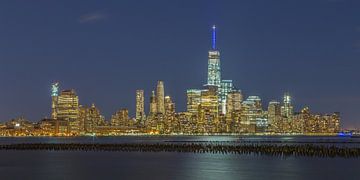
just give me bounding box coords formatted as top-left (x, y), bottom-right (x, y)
top-left (165, 96), bottom-right (175, 114)
top-left (199, 85), bottom-right (219, 133)
top-left (241, 96), bottom-right (262, 133)
top-left (156, 81), bottom-right (165, 114)
top-left (56, 89), bottom-right (80, 133)
top-left (57, 90), bottom-right (79, 121)
top-left (78, 103), bottom-right (103, 133)
top-left (268, 100), bottom-right (282, 132)
top-left (330, 112), bottom-right (340, 133)
top-left (51, 82), bottom-right (59, 119)
top-left (186, 89), bottom-right (202, 116)
top-left (111, 109), bottom-right (129, 127)
top-left (136, 90), bottom-right (145, 123)
top-left (164, 96), bottom-right (176, 133)
top-left (86, 104), bottom-right (103, 133)
top-left (226, 90), bottom-right (243, 113)
top-left (149, 90), bottom-right (157, 115)
top-left (207, 25), bottom-right (221, 87)
top-left (281, 92), bottom-right (294, 120)
top-left (220, 80), bottom-right (234, 114)
top-left (225, 90), bottom-right (243, 132)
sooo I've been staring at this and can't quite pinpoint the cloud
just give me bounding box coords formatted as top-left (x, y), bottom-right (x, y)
top-left (78, 12), bottom-right (107, 23)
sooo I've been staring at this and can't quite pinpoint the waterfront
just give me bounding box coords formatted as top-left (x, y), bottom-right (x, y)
top-left (0, 136), bottom-right (360, 180)
top-left (0, 135), bottom-right (359, 146)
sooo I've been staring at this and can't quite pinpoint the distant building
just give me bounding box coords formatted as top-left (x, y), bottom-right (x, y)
top-left (56, 89), bottom-right (80, 134)
top-left (241, 96), bottom-right (263, 133)
top-left (79, 103), bottom-right (103, 133)
top-left (51, 82), bottom-right (59, 119)
top-left (186, 89), bottom-right (202, 116)
top-left (281, 92), bottom-right (294, 120)
top-left (199, 85), bottom-right (219, 133)
top-left (268, 100), bottom-right (282, 132)
top-left (164, 96), bottom-right (176, 133)
top-left (111, 109), bottom-right (129, 127)
top-left (226, 90), bottom-right (243, 113)
top-left (156, 81), bottom-right (165, 114)
top-left (149, 90), bottom-right (157, 115)
top-left (225, 90), bottom-right (243, 132)
top-left (220, 80), bottom-right (234, 114)
top-left (207, 25), bottom-right (221, 87)
top-left (136, 90), bottom-right (145, 123)
top-left (165, 96), bottom-right (175, 114)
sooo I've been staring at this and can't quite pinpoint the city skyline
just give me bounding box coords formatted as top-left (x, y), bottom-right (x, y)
top-left (0, 25), bottom-right (341, 136)
top-left (0, 1), bottom-right (359, 128)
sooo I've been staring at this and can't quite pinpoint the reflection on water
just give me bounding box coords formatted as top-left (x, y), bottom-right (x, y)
top-left (0, 136), bottom-right (359, 180)
top-left (0, 151), bottom-right (359, 180)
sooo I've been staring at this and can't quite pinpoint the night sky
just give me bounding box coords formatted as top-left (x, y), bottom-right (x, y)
top-left (0, 0), bottom-right (359, 128)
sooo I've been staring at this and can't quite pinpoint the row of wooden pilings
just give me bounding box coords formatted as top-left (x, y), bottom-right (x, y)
top-left (0, 143), bottom-right (359, 158)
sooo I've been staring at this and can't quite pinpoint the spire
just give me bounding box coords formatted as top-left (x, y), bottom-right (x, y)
top-left (212, 25), bottom-right (216, 50)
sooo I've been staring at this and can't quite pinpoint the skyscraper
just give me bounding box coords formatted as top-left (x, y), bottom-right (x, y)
top-left (220, 80), bottom-right (234, 114)
top-left (207, 25), bottom-right (221, 87)
top-left (281, 92), bottom-right (294, 120)
top-left (57, 90), bottom-right (79, 121)
top-left (156, 81), bottom-right (165, 114)
top-left (226, 90), bottom-right (243, 113)
top-left (149, 90), bottom-right (157, 115)
top-left (164, 95), bottom-right (176, 132)
top-left (199, 85), bottom-right (219, 132)
top-left (186, 89), bottom-right (202, 116)
top-left (164, 96), bottom-right (175, 114)
top-left (225, 90), bottom-right (243, 132)
top-left (268, 100), bottom-right (282, 132)
top-left (241, 96), bottom-right (262, 133)
top-left (136, 90), bottom-right (145, 123)
top-left (56, 89), bottom-right (80, 133)
top-left (51, 82), bottom-right (59, 119)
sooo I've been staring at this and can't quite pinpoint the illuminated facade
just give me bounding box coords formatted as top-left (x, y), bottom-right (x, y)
top-left (199, 85), bottom-right (219, 133)
top-left (207, 25), bottom-right (221, 87)
top-left (136, 90), bottom-right (145, 123)
top-left (268, 100), bottom-right (282, 132)
top-left (164, 96), bottom-right (176, 133)
top-left (51, 82), bottom-right (59, 119)
top-left (281, 92), bottom-right (294, 120)
top-left (165, 96), bottom-right (175, 114)
top-left (241, 96), bottom-right (262, 133)
top-left (220, 80), bottom-right (234, 114)
top-left (186, 89), bottom-right (202, 116)
top-left (226, 90), bottom-right (243, 113)
top-left (56, 89), bottom-right (80, 134)
top-left (0, 25), bottom-right (343, 137)
top-left (83, 104), bottom-right (103, 133)
top-left (149, 90), bottom-right (157, 115)
top-left (156, 81), bottom-right (165, 114)
top-left (111, 109), bottom-right (129, 127)
top-left (225, 90), bottom-right (243, 132)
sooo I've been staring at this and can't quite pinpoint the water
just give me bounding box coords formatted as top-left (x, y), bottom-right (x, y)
top-left (0, 136), bottom-right (359, 180)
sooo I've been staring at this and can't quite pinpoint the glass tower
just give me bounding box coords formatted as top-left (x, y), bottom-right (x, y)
top-left (207, 25), bottom-right (221, 87)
